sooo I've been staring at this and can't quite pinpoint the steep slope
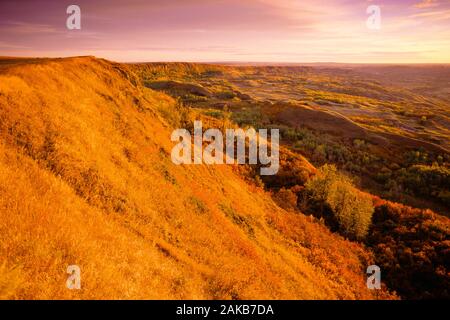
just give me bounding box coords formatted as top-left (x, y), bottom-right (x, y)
top-left (0, 57), bottom-right (391, 299)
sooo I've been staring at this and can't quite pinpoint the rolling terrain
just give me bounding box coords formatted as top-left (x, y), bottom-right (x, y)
top-left (132, 62), bottom-right (450, 215)
top-left (131, 62), bottom-right (450, 299)
top-left (0, 56), bottom-right (394, 299)
top-left (0, 57), bottom-right (448, 300)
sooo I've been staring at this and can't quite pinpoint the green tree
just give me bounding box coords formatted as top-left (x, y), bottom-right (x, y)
top-left (305, 164), bottom-right (374, 240)
top-left (326, 182), bottom-right (374, 239)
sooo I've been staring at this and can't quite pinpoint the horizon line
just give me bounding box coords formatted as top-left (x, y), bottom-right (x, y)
top-left (2, 55), bottom-right (450, 66)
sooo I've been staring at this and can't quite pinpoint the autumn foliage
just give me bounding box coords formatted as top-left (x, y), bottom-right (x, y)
top-left (368, 199), bottom-right (450, 299)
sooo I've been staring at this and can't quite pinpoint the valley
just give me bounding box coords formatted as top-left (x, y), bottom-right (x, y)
top-left (0, 57), bottom-right (448, 300)
top-left (132, 62), bottom-right (450, 216)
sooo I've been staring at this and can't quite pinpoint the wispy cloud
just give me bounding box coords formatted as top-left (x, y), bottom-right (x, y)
top-left (414, 0), bottom-right (440, 9)
top-left (0, 21), bottom-right (59, 34)
top-left (410, 9), bottom-right (450, 21)
top-left (0, 41), bottom-right (31, 49)
top-left (0, 0), bottom-right (449, 63)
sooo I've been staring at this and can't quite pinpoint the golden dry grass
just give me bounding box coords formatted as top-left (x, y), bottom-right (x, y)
top-left (0, 57), bottom-right (394, 299)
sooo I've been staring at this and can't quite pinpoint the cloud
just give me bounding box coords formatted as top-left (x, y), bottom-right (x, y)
top-left (0, 21), bottom-right (59, 34)
top-left (414, 0), bottom-right (440, 9)
top-left (0, 0), bottom-right (449, 63)
top-left (410, 9), bottom-right (450, 21)
top-left (0, 41), bottom-right (31, 49)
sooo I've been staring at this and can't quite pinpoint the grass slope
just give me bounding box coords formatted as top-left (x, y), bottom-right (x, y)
top-left (0, 57), bottom-right (390, 299)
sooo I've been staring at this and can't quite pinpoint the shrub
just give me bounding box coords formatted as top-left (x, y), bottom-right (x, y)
top-left (216, 91), bottom-right (236, 100)
top-left (326, 182), bottom-right (374, 240)
top-left (305, 165), bottom-right (374, 240)
top-left (274, 188), bottom-right (298, 211)
top-left (368, 201), bottom-right (450, 299)
top-left (188, 196), bottom-right (207, 214)
top-left (396, 164), bottom-right (450, 206)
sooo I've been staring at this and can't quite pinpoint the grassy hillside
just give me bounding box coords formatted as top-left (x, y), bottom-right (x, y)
top-left (0, 57), bottom-right (390, 299)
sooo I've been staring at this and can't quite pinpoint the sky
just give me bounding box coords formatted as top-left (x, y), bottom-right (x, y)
top-left (0, 0), bottom-right (449, 63)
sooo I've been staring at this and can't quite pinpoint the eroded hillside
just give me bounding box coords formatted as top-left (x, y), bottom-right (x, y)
top-left (0, 57), bottom-right (390, 299)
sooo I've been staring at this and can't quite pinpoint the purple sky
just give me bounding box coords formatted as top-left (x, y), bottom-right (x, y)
top-left (1, 0), bottom-right (449, 63)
